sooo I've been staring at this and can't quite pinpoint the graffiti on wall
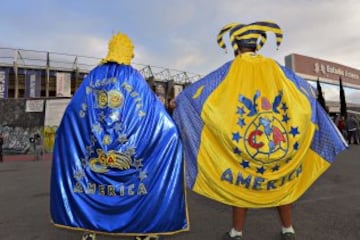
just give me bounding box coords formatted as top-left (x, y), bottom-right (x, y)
top-left (0, 99), bottom-right (45, 154)
top-left (0, 98), bottom-right (69, 154)
top-left (0, 125), bottom-right (43, 154)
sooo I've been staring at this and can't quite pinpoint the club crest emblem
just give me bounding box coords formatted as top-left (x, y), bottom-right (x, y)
top-left (98, 90), bottom-right (108, 108)
top-left (96, 90), bottom-right (124, 109)
top-left (232, 90), bottom-right (301, 173)
top-left (108, 90), bottom-right (123, 108)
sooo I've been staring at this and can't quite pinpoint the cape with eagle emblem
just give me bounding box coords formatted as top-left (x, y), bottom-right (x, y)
top-left (173, 52), bottom-right (347, 208)
top-left (50, 33), bottom-right (189, 235)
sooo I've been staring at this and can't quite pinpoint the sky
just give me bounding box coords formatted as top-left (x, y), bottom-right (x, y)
top-left (1, 0), bottom-right (360, 102)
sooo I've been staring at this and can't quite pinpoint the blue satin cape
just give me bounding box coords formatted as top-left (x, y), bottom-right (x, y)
top-left (50, 62), bottom-right (189, 236)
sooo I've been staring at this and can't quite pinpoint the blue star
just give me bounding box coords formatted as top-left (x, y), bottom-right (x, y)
top-left (232, 132), bottom-right (241, 142)
top-left (289, 126), bottom-right (300, 137)
top-left (113, 122), bottom-right (122, 132)
top-left (240, 160), bottom-right (250, 169)
top-left (256, 166), bottom-right (266, 174)
top-left (272, 165), bottom-right (280, 172)
top-left (233, 147), bottom-right (241, 155)
top-left (237, 118), bottom-right (246, 128)
top-left (282, 114), bottom-right (290, 123)
top-left (293, 142), bottom-right (299, 150)
top-left (281, 103), bottom-right (288, 111)
top-left (237, 107), bottom-right (246, 116)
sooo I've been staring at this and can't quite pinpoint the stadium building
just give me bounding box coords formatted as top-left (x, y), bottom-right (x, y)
top-left (1, 48), bottom-right (359, 154)
top-left (285, 53), bottom-right (360, 113)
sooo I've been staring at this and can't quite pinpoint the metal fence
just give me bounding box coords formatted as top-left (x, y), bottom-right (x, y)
top-left (0, 47), bottom-right (202, 84)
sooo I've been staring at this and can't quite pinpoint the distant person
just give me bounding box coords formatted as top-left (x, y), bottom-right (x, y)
top-left (166, 97), bottom-right (176, 116)
top-left (336, 115), bottom-right (346, 138)
top-left (0, 133), bottom-right (4, 162)
top-left (30, 133), bottom-right (43, 161)
top-left (356, 118), bottom-right (360, 145)
top-left (34, 133), bottom-right (43, 160)
top-left (346, 115), bottom-right (359, 144)
top-left (173, 20), bottom-right (348, 240)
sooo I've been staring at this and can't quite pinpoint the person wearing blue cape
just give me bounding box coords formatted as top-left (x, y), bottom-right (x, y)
top-left (173, 21), bottom-right (347, 240)
top-left (50, 32), bottom-right (189, 240)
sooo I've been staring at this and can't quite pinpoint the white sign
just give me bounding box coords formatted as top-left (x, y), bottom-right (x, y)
top-left (44, 99), bottom-right (71, 127)
top-left (25, 99), bottom-right (44, 112)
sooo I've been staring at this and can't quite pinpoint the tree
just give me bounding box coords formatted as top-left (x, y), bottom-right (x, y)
top-left (316, 77), bottom-right (327, 112)
top-left (339, 77), bottom-right (347, 119)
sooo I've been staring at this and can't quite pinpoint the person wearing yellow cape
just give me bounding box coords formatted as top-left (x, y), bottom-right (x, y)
top-left (50, 33), bottom-right (189, 240)
top-left (173, 21), bottom-right (347, 240)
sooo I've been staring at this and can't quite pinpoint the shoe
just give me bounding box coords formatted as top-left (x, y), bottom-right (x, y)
top-left (81, 232), bottom-right (96, 240)
top-left (222, 232), bottom-right (244, 240)
top-left (281, 232), bottom-right (295, 240)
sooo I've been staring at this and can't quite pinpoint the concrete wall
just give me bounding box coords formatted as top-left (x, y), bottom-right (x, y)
top-left (0, 99), bottom-right (44, 154)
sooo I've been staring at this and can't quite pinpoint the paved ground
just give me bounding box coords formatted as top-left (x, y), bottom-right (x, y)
top-left (0, 145), bottom-right (360, 240)
top-left (2, 153), bottom-right (53, 162)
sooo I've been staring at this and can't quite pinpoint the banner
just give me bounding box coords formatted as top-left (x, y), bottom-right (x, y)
top-left (25, 70), bottom-right (42, 98)
top-left (56, 72), bottom-right (71, 97)
top-left (0, 68), bottom-right (9, 99)
top-left (154, 81), bottom-right (168, 104)
top-left (173, 84), bottom-right (184, 98)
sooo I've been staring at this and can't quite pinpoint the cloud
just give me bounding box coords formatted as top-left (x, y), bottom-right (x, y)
top-left (170, 38), bottom-right (207, 72)
top-left (1, 0), bottom-right (360, 87)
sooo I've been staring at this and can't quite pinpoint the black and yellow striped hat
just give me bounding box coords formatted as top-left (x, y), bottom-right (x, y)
top-left (217, 21), bottom-right (283, 53)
